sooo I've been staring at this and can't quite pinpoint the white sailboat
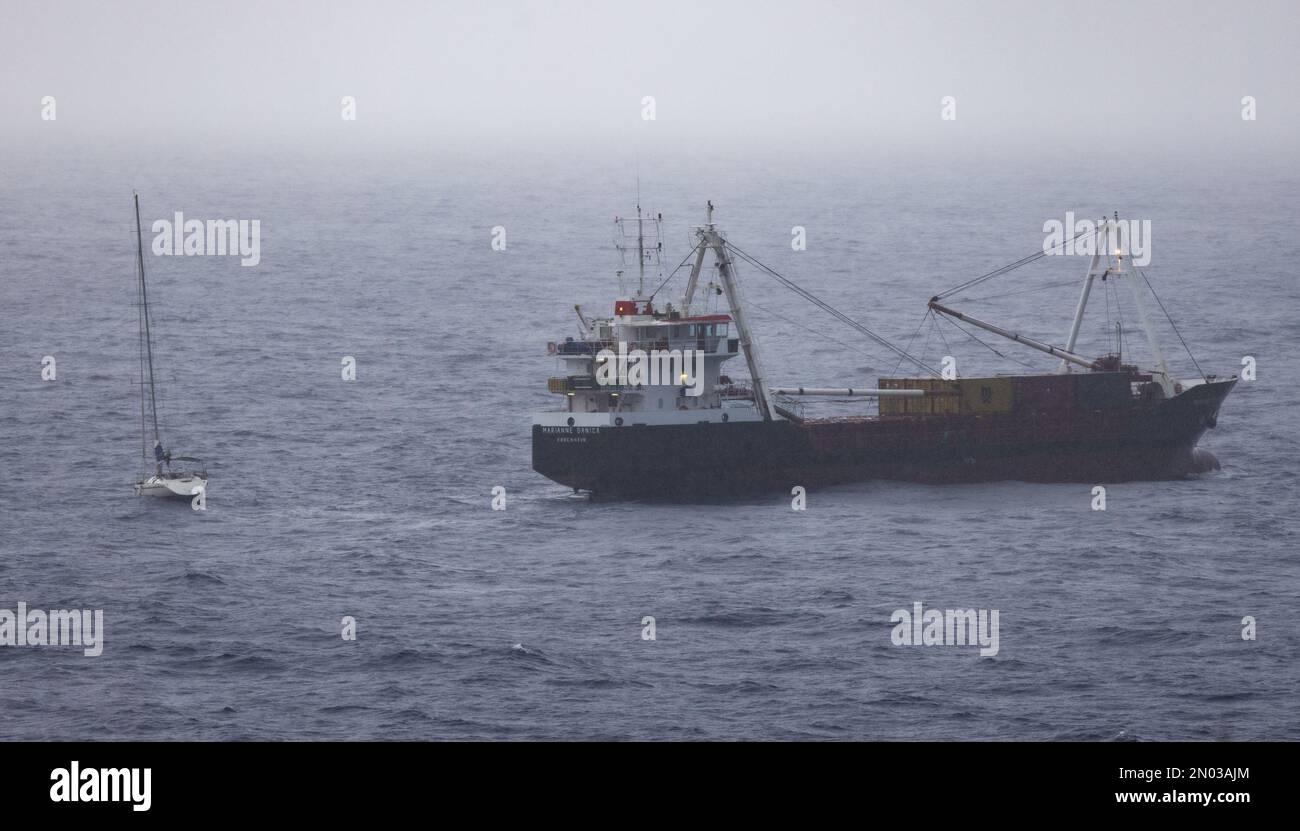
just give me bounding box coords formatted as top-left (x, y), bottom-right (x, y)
top-left (131, 193), bottom-right (209, 499)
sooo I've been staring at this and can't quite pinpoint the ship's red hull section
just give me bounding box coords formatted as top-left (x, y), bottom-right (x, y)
top-left (532, 378), bottom-right (1235, 500)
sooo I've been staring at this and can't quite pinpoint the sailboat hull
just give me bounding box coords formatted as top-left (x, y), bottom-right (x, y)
top-left (135, 474), bottom-right (207, 499)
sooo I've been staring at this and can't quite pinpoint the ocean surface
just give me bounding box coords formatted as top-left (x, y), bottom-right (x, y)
top-left (1, 143), bottom-right (1297, 740)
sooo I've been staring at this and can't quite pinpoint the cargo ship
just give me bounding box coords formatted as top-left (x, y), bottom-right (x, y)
top-left (532, 204), bottom-right (1235, 500)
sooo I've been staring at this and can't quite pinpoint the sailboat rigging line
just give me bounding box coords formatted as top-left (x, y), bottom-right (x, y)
top-left (134, 194), bottom-right (161, 445)
top-left (137, 236), bottom-right (147, 465)
top-left (723, 241), bottom-right (940, 377)
top-left (932, 225), bottom-right (1098, 302)
top-left (1138, 266), bottom-right (1207, 381)
top-left (648, 239), bottom-right (704, 300)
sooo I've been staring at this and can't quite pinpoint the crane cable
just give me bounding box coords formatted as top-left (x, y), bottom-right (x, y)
top-left (932, 225), bottom-right (1098, 301)
top-left (724, 241), bottom-right (940, 377)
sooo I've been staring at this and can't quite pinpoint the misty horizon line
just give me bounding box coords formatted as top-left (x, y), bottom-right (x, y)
top-left (2, 130), bottom-right (1294, 167)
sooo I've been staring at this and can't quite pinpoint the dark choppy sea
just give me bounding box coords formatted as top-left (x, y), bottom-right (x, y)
top-left (1, 143), bottom-right (1297, 740)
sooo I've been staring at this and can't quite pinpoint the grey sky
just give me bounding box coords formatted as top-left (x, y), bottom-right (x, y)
top-left (2, 0), bottom-right (1296, 157)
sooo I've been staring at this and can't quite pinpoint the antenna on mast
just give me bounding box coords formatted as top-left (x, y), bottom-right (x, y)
top-left (614, 174), bottom-right (663, 301)
top-left (633, 158), bottom-right (644, 295)
top-left (637, 204), bottom-right (645, 296)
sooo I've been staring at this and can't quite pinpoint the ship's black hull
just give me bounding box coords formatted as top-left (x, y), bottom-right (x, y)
top-left (532, 379), bottom-right (1235, 501)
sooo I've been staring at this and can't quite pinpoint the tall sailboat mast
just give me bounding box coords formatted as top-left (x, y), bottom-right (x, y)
top-left (130, 192), bottom-right (209, 499)
top-left (134, 193), bottom-right (161, 451)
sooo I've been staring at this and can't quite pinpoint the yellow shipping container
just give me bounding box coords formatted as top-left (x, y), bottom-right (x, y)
top-left (958, 377), bottom-right (1014, 413)
top-left (878, 378), bottom-right (904, 415)
top-left (877, 378), bottom-right (961, 416)
top-left (906, 379), bottom-right (934, 415)
top-left (930, 380), bottom-right (962, 414)
top-left (877, 377), bottom-right (1014, 415)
